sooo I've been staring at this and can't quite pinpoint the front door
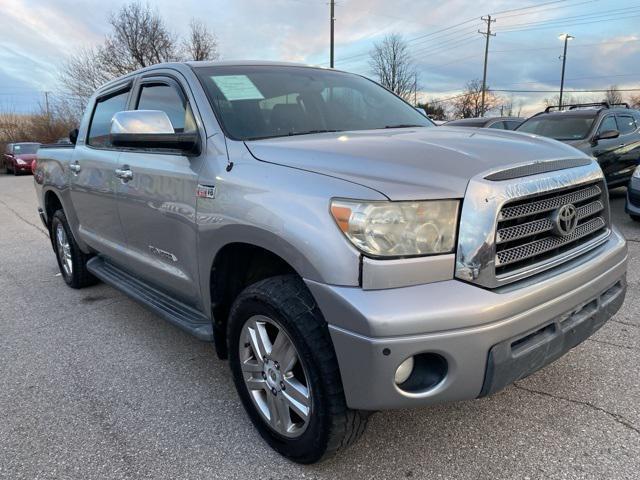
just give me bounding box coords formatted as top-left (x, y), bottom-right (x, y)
top-left (115, 76), bottom-right (202, 306)
top-left (70, 85), bottom-right (130, 263)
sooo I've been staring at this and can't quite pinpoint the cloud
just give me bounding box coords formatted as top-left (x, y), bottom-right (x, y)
top-left (1, 0), bottom-right (638, 115)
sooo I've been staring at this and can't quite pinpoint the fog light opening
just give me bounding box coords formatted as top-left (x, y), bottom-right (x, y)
top-left (394, 356), bottom-right (415, 385)
top-left (395, 353), bottom-right (448, 393)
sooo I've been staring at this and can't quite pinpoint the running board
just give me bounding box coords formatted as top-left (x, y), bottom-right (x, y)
top-left (87, 256), bottom-right (213, 341)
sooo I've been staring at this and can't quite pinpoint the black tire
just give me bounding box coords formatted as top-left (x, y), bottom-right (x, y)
top-left (631, 214), bottom-right (640, 222)
top-left (228, 275), bottom-right (369, 464)
top-left (50, 209), bottom-right (98, 289)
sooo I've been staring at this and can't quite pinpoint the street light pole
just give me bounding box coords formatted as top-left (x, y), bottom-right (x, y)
top-left (558, 33), bottom-right (574, 110)
top-left (329, 0), bottom-right (335, 68)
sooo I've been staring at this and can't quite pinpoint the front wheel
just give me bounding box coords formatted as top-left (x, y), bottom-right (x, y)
top-left (228, 275), bottom-right (369, 463)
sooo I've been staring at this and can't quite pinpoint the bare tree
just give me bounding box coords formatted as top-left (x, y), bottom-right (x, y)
top-left (60, 2), bottom-right (221, 105)
top-left (183, 20), bottom-right (219, 61)
top-left (369, 34), bottom-right (417, 102)
top-left (60, 47), bottom-right (111, 103)
top-left (603, 85), bottom-right (624, 105)
top-left (452, 79), bottom-right (500, 118)
top-left (100, 1), bottom-right (178, 77)
top-left (630, 94), bottom-right (640, 109)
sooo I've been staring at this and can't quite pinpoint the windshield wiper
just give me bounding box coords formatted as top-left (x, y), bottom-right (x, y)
top-left (383, 124), bottom-right (425, 129)
top-left (287, 129), bottom-right (343, 137)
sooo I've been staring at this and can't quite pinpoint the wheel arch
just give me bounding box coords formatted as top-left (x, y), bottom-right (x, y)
top-left (207, 238), bottom-right (309, 359)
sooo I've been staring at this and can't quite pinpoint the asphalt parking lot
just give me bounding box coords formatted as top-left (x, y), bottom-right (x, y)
top-left (0, 174), bottom-right (638, 480)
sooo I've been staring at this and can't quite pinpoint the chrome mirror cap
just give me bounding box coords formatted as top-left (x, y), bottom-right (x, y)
top-left (110, 110), bottom-right (174, 135)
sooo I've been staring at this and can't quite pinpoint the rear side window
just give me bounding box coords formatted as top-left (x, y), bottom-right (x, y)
top-left (488, 121), bottom-right (506, 129)
top-left (136, 83), bottom-right (196, 133)
top-left (616, 115), bottom-right (637, 135)
top-left (504, 121), bottom-right (521, 130)
top-left (88, 89), bottom-right (130, 147)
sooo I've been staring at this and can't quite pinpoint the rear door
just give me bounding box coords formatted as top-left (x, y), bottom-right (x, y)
top-left (613, 113), bottom-right (640, 181)
top-left (115, 74), bottom-right (203, 306)
top-left (592, 114), bottom-right (624, 183)
top-left (69, 84), bottom-right (131, 262)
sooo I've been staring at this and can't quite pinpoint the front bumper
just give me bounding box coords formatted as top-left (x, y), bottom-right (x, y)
top-left (306, 228), bottom-right (627, 410)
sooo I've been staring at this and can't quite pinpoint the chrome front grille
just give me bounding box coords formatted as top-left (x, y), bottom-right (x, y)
top-left (494, 181), bottom-right (609, 278)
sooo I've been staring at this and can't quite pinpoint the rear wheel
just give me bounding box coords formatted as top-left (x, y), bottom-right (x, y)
top-left (228, 275), bottom-right (369, 463)
top-left (51, 210), bottom-right (98, 288)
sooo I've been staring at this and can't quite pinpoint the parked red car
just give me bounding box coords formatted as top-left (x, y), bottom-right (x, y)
top-left (3, 142), bottom-right (40, 175)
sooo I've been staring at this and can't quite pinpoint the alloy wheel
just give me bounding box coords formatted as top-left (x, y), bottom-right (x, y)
top-left (239, 315), bottom-right (311, 438)
top-left (55, 223), bottom-right (73, 277)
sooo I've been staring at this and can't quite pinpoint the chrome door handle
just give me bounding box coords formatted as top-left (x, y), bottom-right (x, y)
top-left (69, 162), bottom-right (81, 174)
top-left (115, 167), bottom-right (133, 181)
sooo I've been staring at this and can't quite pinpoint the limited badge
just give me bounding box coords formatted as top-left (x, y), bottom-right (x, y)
top-left (196, 184), bottom-right (216, 199)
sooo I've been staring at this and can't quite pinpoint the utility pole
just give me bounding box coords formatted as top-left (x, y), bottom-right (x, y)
top-left (414, 73), bottom-right (417, 106)
top-left (558, 33), bottom-right (574, 110)
top-left (44, 91), bottom-right (51, 126)
top-left (479, 15), bottom-right (495, 117)
top-left (329, 0), bottom-right (335, 68)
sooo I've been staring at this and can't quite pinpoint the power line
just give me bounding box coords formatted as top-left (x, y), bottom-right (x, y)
top-left (495, 0), bottom-right (600, 19)
top-left (497, 12), bottom-right (640, 33)
top-left (497, 4), bottom-right (640, 30)
top-left (489, 0), bottom-right (574, 16)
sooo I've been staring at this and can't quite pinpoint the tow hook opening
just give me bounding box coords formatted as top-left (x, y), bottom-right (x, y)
top-left (395, 353), bottom-right (448, 393)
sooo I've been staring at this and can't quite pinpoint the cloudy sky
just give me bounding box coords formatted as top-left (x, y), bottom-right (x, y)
top-left (1, 0), bottom-right (639, 115)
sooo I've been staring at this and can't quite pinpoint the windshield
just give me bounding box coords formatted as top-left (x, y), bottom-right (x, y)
top-left (13, 143), bottom-right (39, 154)
top-left (517, 115), bottom-right (595, 141)
top-left (195, 66), bottom-right (433, 140)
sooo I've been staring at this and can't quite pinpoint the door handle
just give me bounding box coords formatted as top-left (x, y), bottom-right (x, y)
top-left (69, 162), bottom-right (81, 174)
top-left (115, 167), bottom-right (133, 181)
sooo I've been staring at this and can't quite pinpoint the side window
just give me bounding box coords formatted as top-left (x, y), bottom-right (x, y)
top-left (87, 90), bottom-right (129, 148)
top-left (598, 116), bottom-right (617, 134)
top-left (616, 115), bottom-right (637, 135)
top-left (505, 121), bottom-right (521, 130)
top-left (87, 89), bottom-right (130, 147)
top-left (488, 121), bottom-right (506, 129)
top-left (136, 83), bottom-right (196, 133)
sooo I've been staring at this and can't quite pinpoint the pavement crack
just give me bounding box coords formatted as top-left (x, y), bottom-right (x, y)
top-left (611, 319), bottom-right (639, 329)
top-left (513, 383), bottom-right (640, 435)
top-left (586, 337), bottom-right (639, 351)
top-left (0, 198), bottom-right (48, 237)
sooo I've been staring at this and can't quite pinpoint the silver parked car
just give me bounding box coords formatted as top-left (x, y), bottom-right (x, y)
top-left (34, 61), bottom-right (627, 463)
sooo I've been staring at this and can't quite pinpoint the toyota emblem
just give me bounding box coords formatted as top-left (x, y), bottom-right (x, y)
top-left (553, 204), bottom-right (578, 236)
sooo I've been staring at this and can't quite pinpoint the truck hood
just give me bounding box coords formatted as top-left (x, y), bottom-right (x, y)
top-left (245, 127), bottom-right (586, 200)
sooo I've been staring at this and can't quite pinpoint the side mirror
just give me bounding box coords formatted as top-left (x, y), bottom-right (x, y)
top-left (110, 110), bottom-right (199, 153)
top-left (593, 129), bottom-right (620, 144)
top-left (69, 128), bottom-right (79, 145)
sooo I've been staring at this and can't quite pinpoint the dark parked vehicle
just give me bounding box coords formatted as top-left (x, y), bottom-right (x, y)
top-left (626, 166), bottom-right (640, 221)
top-left (517, 103), bottom-right (640, 188)
top-left (445, 117), bottom-right (524, 130)
top-left (3, 142), bottom-right (40, 175)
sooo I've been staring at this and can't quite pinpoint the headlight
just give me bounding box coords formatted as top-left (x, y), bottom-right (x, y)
top-left (633, 166), bottom-right (640, 179)
top-left (16, 158), bottom-right (26, 165)
top-left (330, 199), bottom-right (459, 257)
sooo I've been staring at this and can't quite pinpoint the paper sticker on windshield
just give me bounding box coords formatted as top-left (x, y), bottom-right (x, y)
top-left (211, 75), bottom-right (264, 101)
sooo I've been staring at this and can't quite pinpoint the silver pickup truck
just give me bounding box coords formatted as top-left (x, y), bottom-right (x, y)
top-left (35, 61), bottom-right (627, 463)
